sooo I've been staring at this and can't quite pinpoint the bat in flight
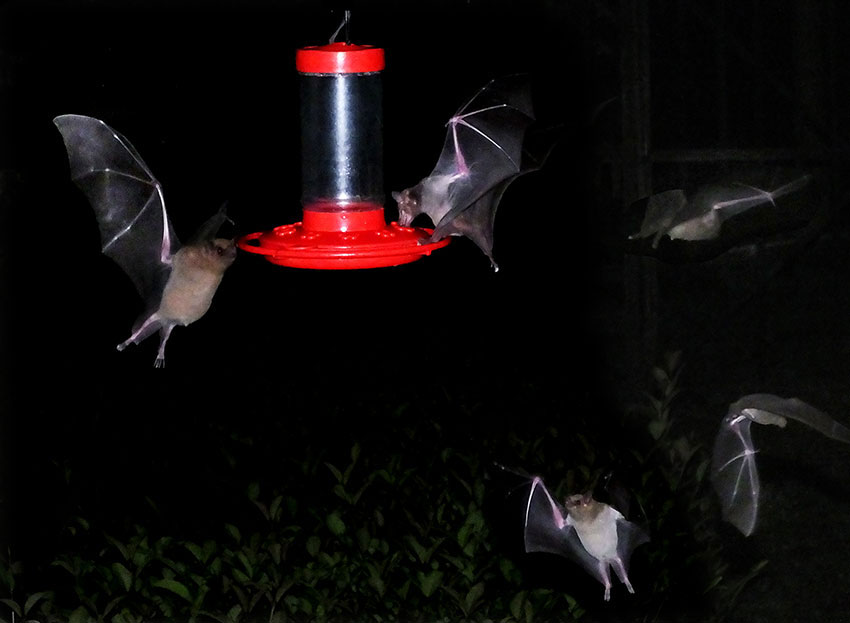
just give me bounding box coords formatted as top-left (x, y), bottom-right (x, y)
top-left (521, 473), bottom-right (649, 601)
top-left (54, 114), bottom-right (237, 367)
top-left (710, 393), bottom-right (850, 536)
top-left (392, 74), bottom-right (554, 271)
top-left (630, 174), bottom-right (812, 249)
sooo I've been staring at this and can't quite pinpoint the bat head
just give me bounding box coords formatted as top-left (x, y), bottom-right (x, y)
top-left (392, 185), bottom-right (422, 227)
top-left (212, 237), bottom-right (238, 263)
top-left (191, 238), bottom-right (238, 274)
top-left (564, 493), bottom-right (604, 523)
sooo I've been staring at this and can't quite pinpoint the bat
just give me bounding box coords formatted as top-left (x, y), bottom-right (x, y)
top-left (710, 393), bottom-right (850, 536)
top-left (523, 474), bottom-right (649, 601)
top-left (392, 74), bottom-right (549, 271)
top-left (629, 174), bottom-right (812, 249)
top-left (53, 114), bottom-right (237, 368)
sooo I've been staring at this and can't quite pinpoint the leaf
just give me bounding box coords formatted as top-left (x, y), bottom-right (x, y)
top-left (224, 524), bottom-right (241, 544)
top-left (325, 462), bottom-right (343, 483)
top-left (270, 542), bottom-right (282, 565)
top-left (306, 536), bottom-right (321, 557)
top-left (416, 570), bottom-right (443, 597)
top-left (152, 578), bottom-right (193, 602)
top-left (326, 512), bottom-right (346, 536)
top-left (404, 536), bottom-right (427, 563)
top-left (510, 590), bottom-right (526, 620)
top-left (0, 599), bottom-right (21, 617)
top-left (112, 562), bottom-right (133, 592)
top-left (464, 582), bottom-right (485, 615)
top-left (184, 542), bottom-right (204, 563)
top-left (650, 365), bottom-right (669, 385)
top-left (68, 605), bottom-right (89, 623)
top-left (246, 481), bottom-right (260, 501)
top-left (269, 495), bottom-right (283, 521)
top-left (648, 419), bottom-right (667, 440)
top-left (695, 458), bottom-right (709, 483)
top-left (227, 604), bottom-right (243, 621)
top-left (105, 534), bottom-right (129, 561)
top-left (232, 568), bottom-right (251, 585)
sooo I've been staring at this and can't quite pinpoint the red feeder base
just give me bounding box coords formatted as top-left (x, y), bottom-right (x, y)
top-left (237, 206), bottom-right (450, 270)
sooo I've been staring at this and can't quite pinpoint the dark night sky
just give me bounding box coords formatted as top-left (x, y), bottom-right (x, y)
top-left (3, 2), bottom-right (850, 622)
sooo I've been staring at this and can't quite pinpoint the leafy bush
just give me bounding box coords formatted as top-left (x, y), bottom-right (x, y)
top-left (1, 352), bottom-right (763, 622)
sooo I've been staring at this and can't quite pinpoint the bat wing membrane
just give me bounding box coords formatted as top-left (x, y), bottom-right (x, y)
top-left (429, 122), bottom-right (559, 268)
top-left (710, 414), bottom-right (759, 536)
top-left (523, 477), bottom-right (606, 584)
top-left (615, 516), bottom-right (650, 573)
top-left (732, 393), bottom-right (850, 443)
top-left (54, 114), bottom-right (177, 306)
top-left (426, 75), bottom-right (535, 230)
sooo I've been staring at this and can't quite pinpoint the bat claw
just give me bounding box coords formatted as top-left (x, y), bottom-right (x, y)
top-left (154, 357), bottom-right (165, 368)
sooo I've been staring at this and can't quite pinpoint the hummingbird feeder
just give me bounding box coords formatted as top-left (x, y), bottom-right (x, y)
top-left (238, 42), bottom-right (450, 269)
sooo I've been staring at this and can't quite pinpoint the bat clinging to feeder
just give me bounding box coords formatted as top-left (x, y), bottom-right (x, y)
top-left (630, 175), bottom-right (812, 248)
top-left (54, 114), bottom-right (236, 367)
top-left (392, 74), bottom-right (548, 271)
top-left (711, 394), bottom-right (850, 536)
top-left (523, 475), bottom-right (649, 601)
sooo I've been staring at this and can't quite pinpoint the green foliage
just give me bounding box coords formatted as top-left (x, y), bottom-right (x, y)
top-left (2, 352), bottom-right (762, 622)
top-left (2, 426), bottom-right (584, 623)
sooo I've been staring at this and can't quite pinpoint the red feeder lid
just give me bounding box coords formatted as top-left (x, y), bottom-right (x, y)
top-left (237, 206), bottom-right (450, 270)
top-left (296, 42), bottom-right (385, 74)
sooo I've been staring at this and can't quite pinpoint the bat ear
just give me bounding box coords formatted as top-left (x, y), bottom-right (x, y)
top-left (391, 191), bottom-right (402, 202)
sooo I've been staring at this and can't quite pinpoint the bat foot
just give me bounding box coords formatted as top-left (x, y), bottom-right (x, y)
top-left (154, 357), bottom-right (165, 368)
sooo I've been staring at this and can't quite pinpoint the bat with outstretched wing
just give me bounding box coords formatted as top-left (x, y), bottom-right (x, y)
top-left (54, 114), bottom-right (237, 367)
top-left (392, 75), bottom-right (553, 271)
top-left (521, 473), bottom-right (649, 601)
top-left (711, 393), bottom-right (850, 536)
top-left (630, 175), bottom-right (812, 249)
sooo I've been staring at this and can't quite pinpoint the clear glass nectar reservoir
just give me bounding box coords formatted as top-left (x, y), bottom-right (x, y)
top-left (297, 43), bottom-right (385, 211)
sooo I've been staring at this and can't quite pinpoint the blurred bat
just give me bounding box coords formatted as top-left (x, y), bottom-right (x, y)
top-left (54, 114), bottom-right (237, 367)
top-left (630, 174), bottom-right (812, 249)
top-left (392, 75), bottom-right (551, 271)
top-left (711, 393), bottom-right (850, 536)
top-left (523, 474), bottom-right (649, 601)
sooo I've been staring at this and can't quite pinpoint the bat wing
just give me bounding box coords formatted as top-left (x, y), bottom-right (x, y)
top-left (731, 393), bottom-right (850, 444)
top-left (523, 477), bottom-right (605, 584)
top-left (666, 175), bottom-right (813, 242)
top-left (424, 74), bottom-right (535, 229)
top-left (54, 114), bottom-right (177, 307)
top-left (629, 189), bottom-right (687, 247)
top-left (615, 515), bottom-right (650, 573)
top-left (428, 124), bottom-right (559, 270)
top-left (710, 412), bottom-right (759, 536)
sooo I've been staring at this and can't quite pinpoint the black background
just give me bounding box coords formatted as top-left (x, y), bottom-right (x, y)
top-left (3, 2), bottom-right (850, 622)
